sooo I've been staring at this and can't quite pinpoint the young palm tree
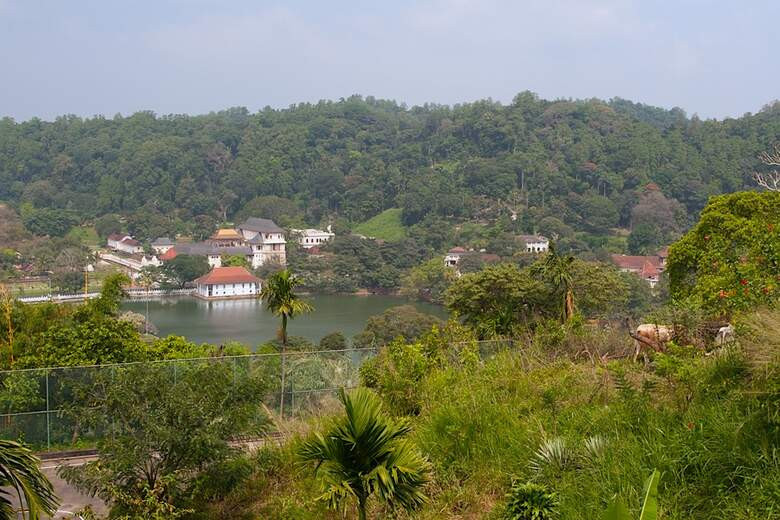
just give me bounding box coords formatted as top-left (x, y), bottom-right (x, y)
top-left (299, 388), bottom-right (430, 520)
top-left (0, 439), bottom-right (58, 519)
top-left (534, 244), bottom-right (576, 322)
top-left (260, 269), bottom-right (313, 414)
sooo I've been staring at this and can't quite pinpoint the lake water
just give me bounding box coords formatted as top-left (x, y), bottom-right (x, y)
top-left (122, 295), bottom-right (446, 347)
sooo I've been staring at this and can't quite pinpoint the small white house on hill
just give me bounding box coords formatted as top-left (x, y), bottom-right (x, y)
top-left (519, 235), bottom-right (549, 253)
top-left (292, 227), bottom-right (335, 249)
top-left (194, 266), bottom-right (261, 300)
top-left (107, 233), bottom-right (144, 254)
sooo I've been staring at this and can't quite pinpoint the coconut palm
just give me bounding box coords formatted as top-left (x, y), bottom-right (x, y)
top-left (260, 269), bottom-right (312, 414)
top-left (0, 439), bottom-right (58, 519)
top-left (533, 244), bottom-right (576, 322)
top-left (299, 388), bottom-right (429, 520)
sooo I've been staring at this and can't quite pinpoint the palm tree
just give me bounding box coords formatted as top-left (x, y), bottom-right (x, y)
top-left (0, 439), bottom-right (58, 519)
top-left (533, 244), bottom-right (576, 322)
top-left (299, 388), bottom-right (429, 520)
top-left (260, 269), bottom-right (312, 415)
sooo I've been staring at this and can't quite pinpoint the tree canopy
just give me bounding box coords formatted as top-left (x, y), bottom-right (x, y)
top-left (667, 191), bottom-right (780, 314)
top-left (0, 95), bottom-right (777, 250)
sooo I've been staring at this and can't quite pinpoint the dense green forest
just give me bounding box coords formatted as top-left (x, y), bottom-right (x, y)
top-left (2, 93), bottom-right (779, 253)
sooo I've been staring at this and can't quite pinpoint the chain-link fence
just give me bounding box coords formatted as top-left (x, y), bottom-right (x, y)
top-left (0, 347), bottom-right (377, 451)
top-left (0, 339), bottom-right (530, 452)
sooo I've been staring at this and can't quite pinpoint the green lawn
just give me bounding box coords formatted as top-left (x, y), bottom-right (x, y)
top-left (353, 208), bottom-right (406, 242)
top-left (66, 226), bottom-right (100, 247)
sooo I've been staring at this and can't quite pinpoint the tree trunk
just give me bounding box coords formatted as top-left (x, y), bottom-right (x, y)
top-left (564, 289), bottom-right (574, 321)
top-left (279, 314), bottom-right (288, 417)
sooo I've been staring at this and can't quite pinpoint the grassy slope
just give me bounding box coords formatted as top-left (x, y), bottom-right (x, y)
top-left (353, 208), bottom-right (406, 242)
top-left (215, 316), bottom-right (779, 519)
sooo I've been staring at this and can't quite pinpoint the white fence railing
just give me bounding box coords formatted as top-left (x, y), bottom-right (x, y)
top-left (17, 288), bottom-right (194, 304)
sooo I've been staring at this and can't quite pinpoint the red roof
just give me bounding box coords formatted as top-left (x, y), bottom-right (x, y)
top-left (160, 247), bottom-right (178, 261)
top-left (121, 237), bottom-right (140, 246)
top-left (611, 254), bottom-right (661, 272)
top-left (194, 266), bottom-right (260, 285)
top-left (641, 260), bottom-right (660, 278)
top-left (449, 247), bottom-right (467, 253)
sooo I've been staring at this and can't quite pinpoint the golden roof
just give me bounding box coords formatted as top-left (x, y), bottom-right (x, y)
top-left (210, 228), bottom-right (243, 240)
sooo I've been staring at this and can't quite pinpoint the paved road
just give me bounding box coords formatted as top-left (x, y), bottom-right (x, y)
top-left (39, 454), bottom-right (107, 519)
top-left (27, 436), bottom-right (279, 518)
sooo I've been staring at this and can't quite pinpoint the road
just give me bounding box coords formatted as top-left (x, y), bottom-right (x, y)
top-left (41, 454), bottom-right (106, 519)
top-left (25, 436), bottom-right (280, 518)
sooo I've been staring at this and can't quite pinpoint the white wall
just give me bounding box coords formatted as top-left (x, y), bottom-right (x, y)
top-left (197, 282), bottom-right (260, 298)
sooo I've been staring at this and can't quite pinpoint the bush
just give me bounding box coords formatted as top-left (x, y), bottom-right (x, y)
top-left (503, 481), bottom-right (559, 520)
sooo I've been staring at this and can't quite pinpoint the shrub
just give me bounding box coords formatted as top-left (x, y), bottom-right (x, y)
top-left (503, 481), bottom-right (559, 520)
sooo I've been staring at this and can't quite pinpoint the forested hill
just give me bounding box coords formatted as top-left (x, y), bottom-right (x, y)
top-left (1, 93), bottom-right (779, 252)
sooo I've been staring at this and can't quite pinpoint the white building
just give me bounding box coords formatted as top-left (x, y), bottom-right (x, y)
top-left (151, 237), bottom-right (174, 255)
top-left (238, 218), bottom-right (287, 268)
top-left (194, 266), bottom-right (261, 300)
top-left (107, 233), bottom-right (144, 255)
top-left (444, 247), bottom-right (468, 267)
top-left (292, 227), bottom-right (335, 249)
top-left (519, 235), bottom-right (549, 253)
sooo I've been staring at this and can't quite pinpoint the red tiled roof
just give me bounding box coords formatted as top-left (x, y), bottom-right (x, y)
top-left (611, 254), bottom-right (661, 272)
top-left (449, 247), bottom-right (467, 253)
top-left (121, 237), bottom-right (140, 246)
top-left (160, 247), bottom-right (178, 261)
top-left (194, 266), bottom-right (260, 285)
top-left (641, 260), bottom-right (659, 278)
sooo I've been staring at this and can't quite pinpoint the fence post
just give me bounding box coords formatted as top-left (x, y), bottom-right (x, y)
top-left (45, 369), bottom-right (51, 451)
top-left (290, 377), bottom-right (294, 418)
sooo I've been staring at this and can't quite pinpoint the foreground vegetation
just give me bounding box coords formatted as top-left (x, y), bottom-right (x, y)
top-left (205, 313), bottom-right (778, 519)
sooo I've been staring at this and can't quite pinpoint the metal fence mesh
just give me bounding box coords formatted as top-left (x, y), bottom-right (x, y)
top-left (0, 348), bottom-right (377, 451)
top-left (0, 340), bottom-right (525, 452)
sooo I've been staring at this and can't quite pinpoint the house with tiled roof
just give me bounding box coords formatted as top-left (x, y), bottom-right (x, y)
top-left (209, 228), bottom-right (244, 247)
top-left (444, 247), bottom-right (502, 275)
top-left (611, 252), bottom-right (666, 288)
top-left (237, 218), bottom-right (287, 268)
top-left (107, 233), bottom-right (144, 255)
top-left (194, 266), bottom-right (261, 300)
top-left (151, 237), bottom-right (175, 255)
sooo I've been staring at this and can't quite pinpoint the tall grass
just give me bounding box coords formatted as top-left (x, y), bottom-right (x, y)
top-left (210, 312), bottom-right (779, 519)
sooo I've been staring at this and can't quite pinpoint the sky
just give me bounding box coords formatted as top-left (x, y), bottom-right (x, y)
top-left (0, 0), bottom-right (777, 121)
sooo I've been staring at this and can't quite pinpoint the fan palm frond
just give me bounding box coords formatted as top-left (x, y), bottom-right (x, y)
top-left (299, 388), bottom-right (429, 519)
top-left (0, 440), bottom-right (58, 520)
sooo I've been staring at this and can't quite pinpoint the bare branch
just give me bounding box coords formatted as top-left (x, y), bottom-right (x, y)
top-left (758, 143), bottom-right (780, 167)
top-left (754, 171), bottom-right (780, 192)
top-left (753, 144), bottom-right (780, 191)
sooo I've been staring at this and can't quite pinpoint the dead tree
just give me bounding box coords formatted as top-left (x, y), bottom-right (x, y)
top-left (753, 144), bottom-right (780, 191)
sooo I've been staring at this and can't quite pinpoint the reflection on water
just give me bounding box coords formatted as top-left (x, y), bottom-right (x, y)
top-left (122, 294), bottom-right (446, 348)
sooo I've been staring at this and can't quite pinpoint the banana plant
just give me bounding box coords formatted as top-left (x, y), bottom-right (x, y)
top-left (602, 470), bottom-right (660, 520)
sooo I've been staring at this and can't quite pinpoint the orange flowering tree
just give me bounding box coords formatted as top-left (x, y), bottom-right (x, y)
top-left (667, 191), bottom-right (780, 315)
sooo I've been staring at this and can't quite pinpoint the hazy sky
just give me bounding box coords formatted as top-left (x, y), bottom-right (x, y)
top-left (0, 0), bottom-right (777, 121)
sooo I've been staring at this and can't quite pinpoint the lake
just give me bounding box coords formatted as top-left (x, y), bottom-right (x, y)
top-left (122, 295), bottom-right (446, 347)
